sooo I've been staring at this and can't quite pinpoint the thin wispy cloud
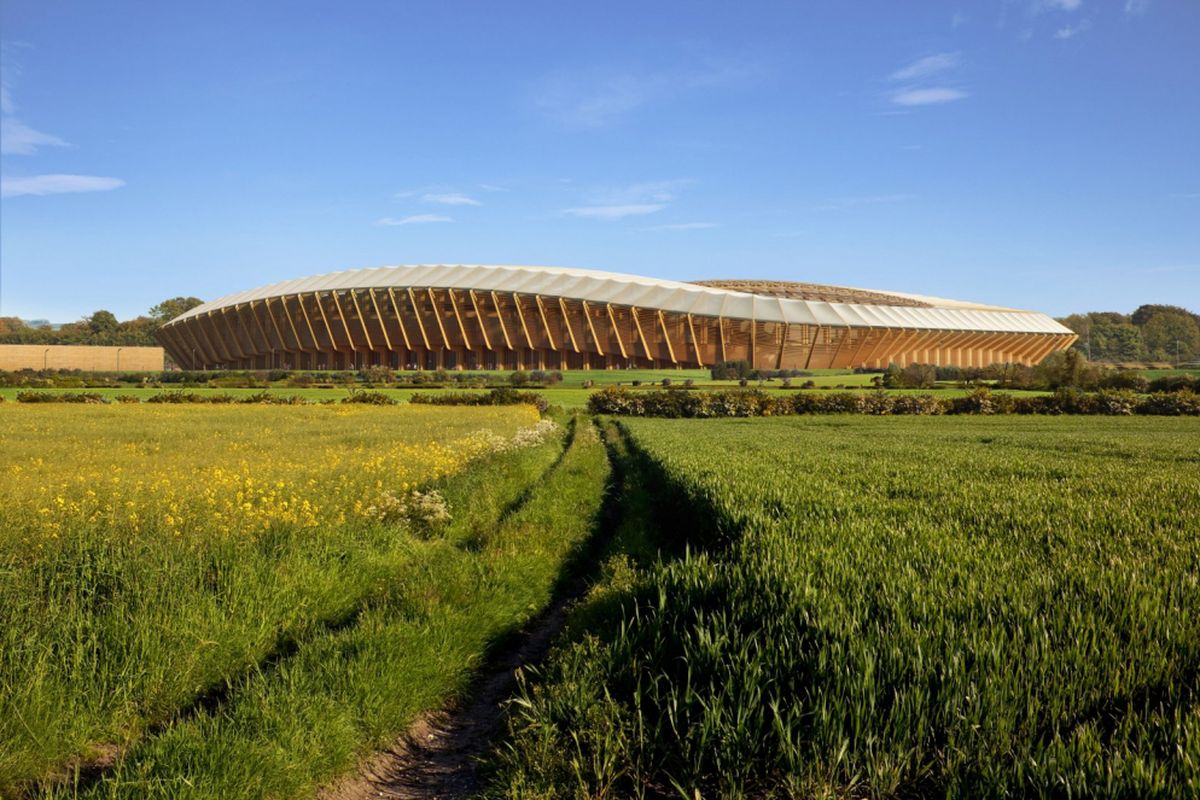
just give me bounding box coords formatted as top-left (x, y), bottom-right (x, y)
top-left (0, 117), bottom-right (67, 155)
top-left (1, 49), bottom-right (69, 156)
top-left (891, 88), bottom-right (968, 106)
top-left (1054, 21), bottom-right (1090, 38)
top-left (564, 204), bottom-right (665, 220)
top-left (533, 56), bottom-right (760, 128)
top-left (421, 192), bottom-right (480, 206)
top-left (1035, 0), bottom-right (1083, 12)
top-left (1, 174), bottom-right (125, 198)
top-left (889, 52), bottom-right (960, 82)
top-left (375, 214), bottom-right (452, 226)
top-left (887, 52), bottom-right (968, 108)
top-left (478, 183), bottom-right (506, 192)
top-left (646, 222), bottom-right (719, 231)
top-left (815, 193), bottom-right (916, 211)
top-left (564, 179), bottom-right (693, 220)
top-left (1124, 0), bottom-right (1149, 14)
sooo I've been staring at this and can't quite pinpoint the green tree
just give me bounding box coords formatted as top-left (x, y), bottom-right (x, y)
top-left (149, 296), bottom-right (204, 322)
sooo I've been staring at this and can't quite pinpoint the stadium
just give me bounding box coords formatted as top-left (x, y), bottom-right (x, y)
top-left (155, 264), bottom-right (1076, 371)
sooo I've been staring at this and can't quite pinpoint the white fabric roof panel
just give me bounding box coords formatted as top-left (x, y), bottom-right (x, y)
top-left (167, 264), bottom-right (1072, 336)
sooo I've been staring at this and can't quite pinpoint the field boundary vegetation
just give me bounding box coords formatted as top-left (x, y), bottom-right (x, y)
top-left (588, 384), bottom-right (1200, 416)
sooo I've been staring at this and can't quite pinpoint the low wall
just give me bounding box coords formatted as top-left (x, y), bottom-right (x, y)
top-left (0, 345), bottom-right (164, 372)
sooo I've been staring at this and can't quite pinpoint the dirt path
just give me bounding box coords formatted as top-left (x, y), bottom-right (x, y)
top-left (323, 427), bottom-right (624, 800)
top-left (321, 600), bottom-right (572, 800)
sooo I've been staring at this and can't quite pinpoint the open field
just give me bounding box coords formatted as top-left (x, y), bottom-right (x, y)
top-left (492, 415), bottom-right (1200, 798)
top-left (4, 399), bottom-right (1198, 798)
top-left (0, 403), bottom-right (611, 797)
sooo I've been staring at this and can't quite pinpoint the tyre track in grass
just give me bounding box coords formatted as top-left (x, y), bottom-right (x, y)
top-left (323, 419), bottom-right (625, 800)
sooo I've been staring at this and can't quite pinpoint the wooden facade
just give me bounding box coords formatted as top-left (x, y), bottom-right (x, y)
top-left (156, 283), bottom-right (1076, 371)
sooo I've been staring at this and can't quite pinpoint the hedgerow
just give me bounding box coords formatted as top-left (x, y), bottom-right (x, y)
top-left (586, 385), bottom-right (1200, 417)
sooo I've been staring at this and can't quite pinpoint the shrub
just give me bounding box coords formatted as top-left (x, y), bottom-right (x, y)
top-left (16, 391), bottom-right (107, 404)
top-left (1092, 389), bottom-right (1138, 416)
top-left (341, 390), bottom-right (398, 405)
top-left (948, 387), bottom-right (997, 415)
top-left (409, 388), bottom-right (549, 413)
top-left (1137, 390), bottom-right (1200, 416)
top-left (661, 378), bottom-right (672, 387)
top-left (890, 394), bottom-right (945, 415)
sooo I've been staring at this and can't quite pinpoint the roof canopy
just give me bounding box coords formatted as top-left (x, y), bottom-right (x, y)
top-left (169, 264), bottom-right (1072, 335)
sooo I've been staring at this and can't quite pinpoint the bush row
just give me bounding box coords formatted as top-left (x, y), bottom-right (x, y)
top-left (408, 387), bottom-right (550, 412)
top-left (587, 386), bottom-right (1200, 417)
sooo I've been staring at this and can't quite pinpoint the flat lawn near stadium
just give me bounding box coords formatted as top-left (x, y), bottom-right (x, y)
top-left (491, 415), bottom-right (1200, 798)
top-left (0, 403), bottom-right (610, 798)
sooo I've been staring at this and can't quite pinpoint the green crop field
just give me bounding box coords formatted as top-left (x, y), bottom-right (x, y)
top-left (4, 400), bottom-right (1198, 799)
top-left (0, 404), bottom-right (609, 798)
top-left (492, 415), bottom-right (1200, 798)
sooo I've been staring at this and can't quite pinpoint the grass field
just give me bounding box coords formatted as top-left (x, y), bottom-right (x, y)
top-left (5, 399), bottom-right (1198, 798)
top-left (491, 415), bottom-right (1200, 798)
top-left (0, 403), bottom-right (612, 797)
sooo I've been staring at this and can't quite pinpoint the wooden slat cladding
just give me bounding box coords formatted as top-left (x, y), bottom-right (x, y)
top-left (157, 286), bottom-right (1076, 370)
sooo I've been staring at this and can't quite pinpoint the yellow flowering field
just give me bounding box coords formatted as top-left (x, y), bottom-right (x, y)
top-left (2, 403), bottom-right (540, 548)
top-left (0, 402), bottom-right (552, 794)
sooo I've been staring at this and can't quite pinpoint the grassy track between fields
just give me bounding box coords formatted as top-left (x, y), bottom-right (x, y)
top-left (487, 415), bottom-right (1200, 799)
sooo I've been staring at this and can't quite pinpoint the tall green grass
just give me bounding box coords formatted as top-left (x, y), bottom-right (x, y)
top-left (489, 416), bottom-right (1200, 798)
top-left (0, 405), bottom-right (546, 796)
top-left (49, 416), bottom-right (610, 799)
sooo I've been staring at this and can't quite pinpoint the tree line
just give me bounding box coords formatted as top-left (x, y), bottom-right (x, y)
top-left (0, 298), bottom-right (203, 347)
top-left (1058, 304), bottom-right (1199, 364)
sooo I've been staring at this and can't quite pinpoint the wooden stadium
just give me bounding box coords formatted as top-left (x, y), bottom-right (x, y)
top-left (155, 265), bottom-right (1077, 371)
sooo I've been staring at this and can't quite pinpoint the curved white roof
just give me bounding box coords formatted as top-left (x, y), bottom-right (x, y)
top-left (168, 264), bottom-right (1072, 335)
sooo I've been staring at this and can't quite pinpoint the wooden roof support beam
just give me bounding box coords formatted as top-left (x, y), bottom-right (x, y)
top-left (512, 293), bottom-right (535, 349)
top-left (860, 327), bottom-right (895, 368)
top-left (406, 288), bottom-right (432, 350)
top-left (559, 297), bottom-right (580, 353)
top-left (368, 289), bottom-right (393, 352)
top-left (630, 306), bottom-right (653, 360)
top-left (180, 322), bottom-right (217, 366)
top-left (386, 288), bottom-right (413, 350)
top-left (490, 291), bottom-right (512, 350)
top-left (606, 303), bottom-right (628, 360)
top-left (469, 290), bottom-right (492, 350)
top-left (247, 301), bottom-right (275, 352)
top-left (164, 325), bottom-right (194, 368)
top-left (198, 313), bottom-right (230, 363)
top-left (330, 290), bottom-right (358, 351)
top-left (220, 307), bottom-right (250, 360)
top-left (718, 317), bottom-right (728, 363)
top-left (534, 295), bottom-right (557, 351)
top-left (262, 298), bottom-right (290, 352)
top-left (296, 294), bottom-right (321, 352)
top-left (349, 290), bottom-right (374, 351)
top-left (448, 288), bottom-right (471, 350)
top-left (803, 324), bottom-right (823, 369)
top-left (427, 288), bottom-right (452, 350)
top-left (846, 326), bottom-right (879, 368)
top-left (581, 301), bottom-right (604, 357)
top-left (828, 326), bottom-right (854, 369)
top-left (775, 322), bottom-right (789, 370)
top-left (686, 313), bottom-right (704, 367)
top-left (276, 296), bottom-right (305, 352)
top-left (657, 309), bottom-right (677, 364)
top-left (312, 292), bottom-right (339, 352)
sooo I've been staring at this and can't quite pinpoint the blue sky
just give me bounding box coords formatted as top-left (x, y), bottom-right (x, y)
top-left (1, 0), bottom-right (1197, 321)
